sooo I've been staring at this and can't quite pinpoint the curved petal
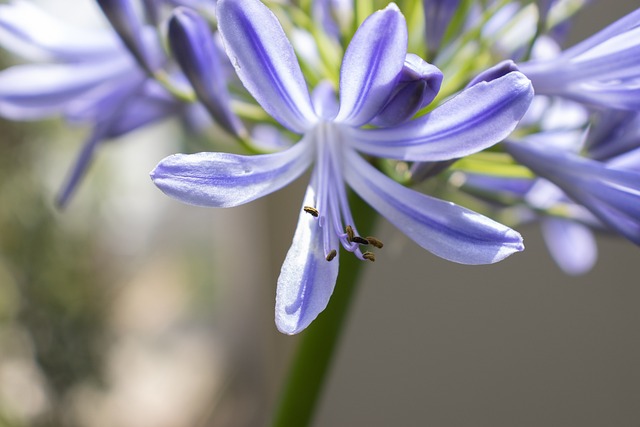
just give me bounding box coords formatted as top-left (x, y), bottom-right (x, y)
top-left (344, 149), bottom-right (524, 264)
top-left (505, 140), bottom-right (640, 245)
top-left (0, 58), bottom-right (133, 120)
top-left (0, 0), bottom-right (122, 61)
top-left (217, 0), bottom-right (317, 132)
top-left (562, 7), bottom-right (640, 58)
top-left (150, 135), bottom-right (313, 207)
top-left (335, 3), bottom-right (407, 126)
top-left (64, 73), bottom-right (147, 123)
top-left (276, 177), bottom-right (339, 335)
top-left (346, 71), bottom-right (533, 161)
top-left (541, 217), bottom-right (597, 276)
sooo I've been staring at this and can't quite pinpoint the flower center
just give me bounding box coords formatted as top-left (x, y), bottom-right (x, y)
top-left (304, 121), bottom-right (383, 262)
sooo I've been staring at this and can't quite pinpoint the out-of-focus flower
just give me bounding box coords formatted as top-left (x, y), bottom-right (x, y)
top-left (504, 138), bottom-right (640, 246)
top-left (151, 0), bottom-right (534, 334)
top-left (519, 7), bottom-right (640, 110)
top-left (168, 6), bottom-right (246, 138)
top-left (423, 0), bottom-right (461, 57)
top-left (0, 0), bottom-right (239, 206)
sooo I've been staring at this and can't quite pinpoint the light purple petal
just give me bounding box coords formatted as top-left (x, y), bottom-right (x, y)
top-left (151, 135), bottom-right (313, 207)
top-left (0, 0), bottom-right (122, 61)
top-left (0, 58), bottom-right (134, 120)
top-left (335, 3), bottom-right (408, 126)
top-left (216, 0), bottom-right (317, 133)
top-left (344, 149), bottom-right (524, 264)
top-left (461, 173), bottom-right (535, 197)
top-left (562, 7), bottom-right (640, 59)
top-left (586, 110), bottom-right (640, 160)
top-left (63, 74), bottom-right (147, 124)
top-left (275, 178), bottom-right (339, 334)
top-left (505, 140), bottom-right (640, 245)
top-left (541, 217), bottom-right (597, 276)
top-left (346, 71), bottom-right (533, 161)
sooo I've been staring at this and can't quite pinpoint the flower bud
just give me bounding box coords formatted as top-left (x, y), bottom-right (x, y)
top-left (168, 7), bottom-right (245, 138)
top-left (371, 53), bottom-right (443, 127)
top-left (96, 0), bottom-right (158, 74)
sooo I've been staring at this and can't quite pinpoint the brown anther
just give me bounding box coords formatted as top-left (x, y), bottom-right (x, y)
top-left (345, 225), bottom-right (355, 242)
top-left (365, 236), bottom-right (384, 249)
top-left (326, 249), bottom-right (337, 261)
top-left (303, 206), bottom-right (319, 217)
top-left (351, 236), bottom-right (369, 245)
top-left (362, 251), bottom-right (376, 262)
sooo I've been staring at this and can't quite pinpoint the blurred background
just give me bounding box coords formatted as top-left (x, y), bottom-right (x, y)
top-left (0, 1), bottom-right (639, 426)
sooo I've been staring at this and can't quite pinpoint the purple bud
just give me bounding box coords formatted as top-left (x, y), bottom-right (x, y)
top-left (371, 53), bottom-right (443, 127)
top-left (168, 7), bottom-right (245, 138)
top-left (96, 0), bottom-right (158, 74)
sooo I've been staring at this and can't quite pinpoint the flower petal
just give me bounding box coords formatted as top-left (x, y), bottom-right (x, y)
top-left (275, 178), bottom-right (339, 335)
top-left (541, 217), bottom-right (597, 276)
top-left (505, 140), bottom-right (640, 245)
top-left (562, 7), bottom-right (640, 58)
top-left (150, 135), bottom-right (313, 207)
top-left (168, 7), bottom-right (245, 137)
top-left (335, 3), bottom-right (408, 126)
top-left (346, 71), bottom-right (533, 161)
top-left (216, 0), bottom-right (317, 132)
top-left (0, 59), bottom-right (134, 120)
top-left (344, 149), bottom-right (524, 264)
top-left (0, 0), bottom-right (122, 61)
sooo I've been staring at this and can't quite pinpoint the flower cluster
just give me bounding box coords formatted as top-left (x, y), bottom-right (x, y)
top-left (1, 0), bottom-right (639, 333)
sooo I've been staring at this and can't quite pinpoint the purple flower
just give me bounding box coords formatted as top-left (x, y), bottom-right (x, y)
top-left (454, 168), bottom-right (600, 275)
top-left (151, 0), bottom-right (534, 334)
top-left (518, 8), bottom-right (640, 110)
top-left (504, 139), bottom-right (640, 246)
top-left (0, 0), bottom-right (238, 206)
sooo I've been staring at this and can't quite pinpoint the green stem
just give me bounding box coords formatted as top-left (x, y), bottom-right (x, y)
top-left (270, 192), bottom-right (377, 427)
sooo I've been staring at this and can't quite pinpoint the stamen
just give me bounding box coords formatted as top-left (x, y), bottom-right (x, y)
top-left (326, 249), bottom-right (337, 261)
top-left (351, 236), bottom-right (369, 245)
top-left (362, 251), bottom-right (376, 262)
top-left (345, 225), bottom-right (355, 242)
top-left (365, 236), bottom-right (384, 249)
top-left (303, 206), bottom-right (319, 217)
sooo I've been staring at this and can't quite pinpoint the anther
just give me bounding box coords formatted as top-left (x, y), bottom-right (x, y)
top-left (362, 251), bottom-right (376, 262)
top-left (365, 236), bottom-right (384, 249)
top-left (303, 206), bottom-right (319, 217)
top-left (345, 225), bottom-right (355, 242)
top-left (326, 249), bottom-right (337, 261)
top-left (351, 236), bottom-right (369, 245)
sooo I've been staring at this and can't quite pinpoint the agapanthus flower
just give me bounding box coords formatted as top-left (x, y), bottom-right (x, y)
top-left (458, 171), bottom-right (600, 275)
top-left (504, 137), bottom-right (640, 246)
top-left (151, 0), bottom-right (534, 334)
top-left (518, 7), bottom-right (640, 110)
top-left (0, 0), bottom-right (238, 206)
